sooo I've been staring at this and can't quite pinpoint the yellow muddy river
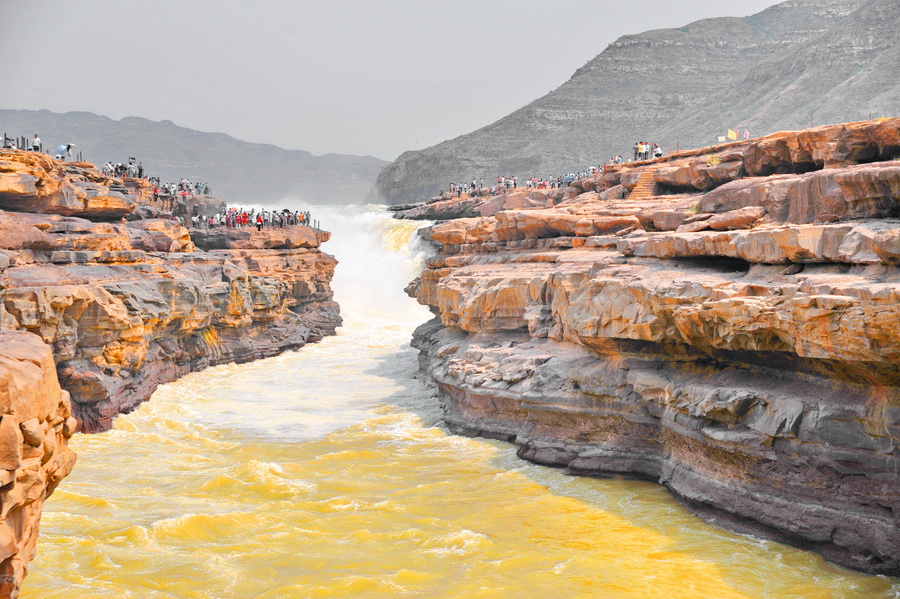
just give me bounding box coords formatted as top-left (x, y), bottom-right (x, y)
top-left (23, 207), bottom-right (900, 598)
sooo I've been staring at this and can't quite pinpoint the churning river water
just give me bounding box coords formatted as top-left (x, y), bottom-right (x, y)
top-left (23, 206), bottom-right (900, 598)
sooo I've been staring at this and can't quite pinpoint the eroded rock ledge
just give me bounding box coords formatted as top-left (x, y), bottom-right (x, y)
top-left (0, 150), bottom-right (341, 434)
top-left (0, 150), bottom-right (340, 594)
top-left (406, 120), bottom-right (900, 576)
top-left (0, 331), bottom-right (76, 598)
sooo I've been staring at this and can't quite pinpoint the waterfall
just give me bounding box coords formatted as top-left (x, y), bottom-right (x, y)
top-left (312, 204), bottom-right (433, 328)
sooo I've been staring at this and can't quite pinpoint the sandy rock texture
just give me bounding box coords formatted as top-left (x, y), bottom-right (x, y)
top-left (405, 120), bottom-right (900, 576)
top-left (0, 208), bottom-right (339, 433)
top-left (0, 331), bottom-right (76, 598)
top-left (0, 150), bottom-right (134, 220)
top-left (0, 149), bottom-right (228, 224)
top-left (2, 242), bottom-right (339, 433)
top-left (190, 225), bottom-right (329, 251)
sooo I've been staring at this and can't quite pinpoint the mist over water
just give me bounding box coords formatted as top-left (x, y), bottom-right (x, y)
top-left (23, 206), bottom-right (900, 598)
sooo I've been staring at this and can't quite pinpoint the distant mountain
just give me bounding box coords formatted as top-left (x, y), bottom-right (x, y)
top-left (0, 110), bottom-right (388, 205)
top-left (374, 0), bottom-right (899, 204)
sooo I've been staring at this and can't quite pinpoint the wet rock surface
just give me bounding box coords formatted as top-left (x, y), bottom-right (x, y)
top-left (405, 120), bottom-right (900, 576)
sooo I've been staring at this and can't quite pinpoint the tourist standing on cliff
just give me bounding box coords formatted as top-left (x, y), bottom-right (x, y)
top-left (56, 143), bottom-right (74, 161)
top-left (32, 134), bottom-right (41, 152)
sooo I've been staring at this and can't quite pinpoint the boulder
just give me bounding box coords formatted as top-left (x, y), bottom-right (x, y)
top-left (0, 151), bottom-right (135, 220)
top-left (393, 196), bottom-right (482, 220)
top-left (676, 220), bottom-right (712, 233)
top-left (598, 184), bottom-right (626, 201)
top-left (708, 206), bottom-right (766, 230)
top-left (650, 210), bottom-right (690, 231)
top-left (127, 219), bottom-right (195, 252)
top-left (479, 190), bottom-right (549, 217)
top-left (828, 119), bottom-right (900, 167)
top-left (0, 211), bottom-right (54, 251)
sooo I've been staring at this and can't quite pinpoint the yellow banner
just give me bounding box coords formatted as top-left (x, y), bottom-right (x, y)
top-left (727, 129), bottom-right (738, 141)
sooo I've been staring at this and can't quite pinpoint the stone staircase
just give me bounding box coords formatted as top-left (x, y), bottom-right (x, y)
top-left (629, 167), bottom-right (659, 200)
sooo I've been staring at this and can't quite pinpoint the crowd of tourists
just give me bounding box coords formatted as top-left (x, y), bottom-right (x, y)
top-left (523, 170), bottom-right (596, 190)
top-left (3, 133), bottom-right (45, 152)
top-left (630, 141), bottom-right (663, 162)
top-left (102, 158), bottom-right (142, 178)
top-left (151, 178), bottom-right (211, 206)
top-left (103, 164), bottom-right (213, 210)
top-left (443, 171), bottom-right (587, 198)
top-left (440, 139), bottom-right (668, 199)
top-left (191, 207), bottom-right (315, 231)
top-left (5, 131), bottom-right (319, 233)
top-left (605, 141), bottom-right (664, 165)
top-left (442, 165), bottom-right (603, 198)
top-left (2, 133), bottom-right (212, 200)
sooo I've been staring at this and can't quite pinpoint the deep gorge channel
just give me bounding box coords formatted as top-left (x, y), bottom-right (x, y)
top-left (24, 206), bottom-right (900, 598)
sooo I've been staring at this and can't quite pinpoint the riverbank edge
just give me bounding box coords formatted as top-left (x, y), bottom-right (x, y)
top-left (403, 119), bottom-right (900, 577)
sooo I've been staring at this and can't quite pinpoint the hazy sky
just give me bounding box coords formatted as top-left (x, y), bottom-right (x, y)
top-left (2, 1), bottom-right (781, 160)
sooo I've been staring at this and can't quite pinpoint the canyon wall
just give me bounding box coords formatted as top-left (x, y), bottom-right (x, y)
top-left (0, 333), bottom-right (76, 598)
top-left (406, 119), bottom-right (900, 576)
top-left (0, 149), bottom-right (339, 594)
top-left (0, 149), bottom-right (340, 434)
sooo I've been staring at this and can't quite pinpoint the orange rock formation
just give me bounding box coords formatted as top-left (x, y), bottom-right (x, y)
top-left (0, 331), bottom-right (76, 598)
top-left (405, 119), bottom-right (900, 576)
top-left (0, 150), bottom-right (340, 594)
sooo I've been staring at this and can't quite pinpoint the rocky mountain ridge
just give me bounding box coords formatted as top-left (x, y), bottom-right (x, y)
top-left (376, 0), bottom-right (900, 204)
top-left (404, 118), bottom-right (900, 576)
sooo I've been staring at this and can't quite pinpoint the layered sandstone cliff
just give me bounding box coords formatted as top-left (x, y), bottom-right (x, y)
top-left (406, 119), bottom-right (900, 575)
top-left (0, 332), bottom-right (76, 599)
top-left (0, 149), bottom-right (340, 433)
top-left (0, 149), bottom-right (339, 594)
